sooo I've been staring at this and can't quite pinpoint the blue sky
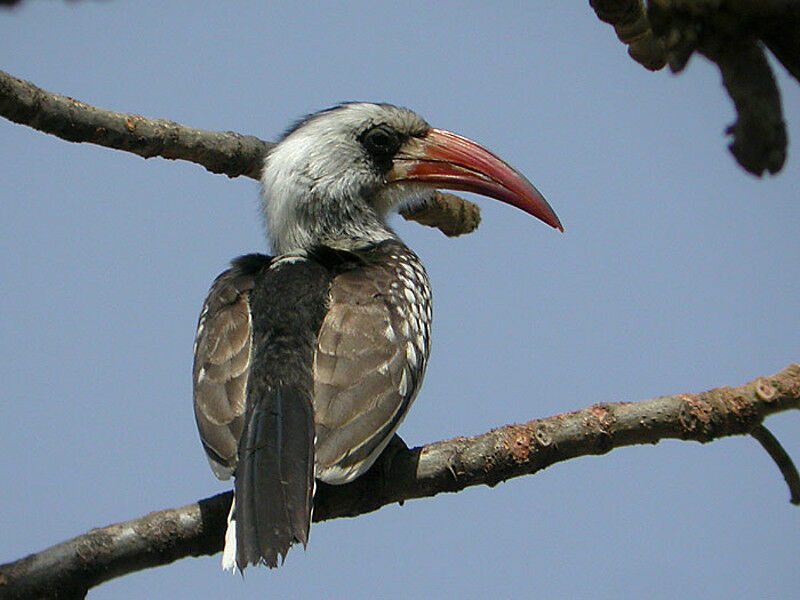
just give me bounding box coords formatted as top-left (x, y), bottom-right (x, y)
top-left (1, 2), bottom-right (798, 599)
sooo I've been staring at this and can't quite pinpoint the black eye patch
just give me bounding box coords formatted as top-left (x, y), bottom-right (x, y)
top-left (359, 124), bottom-right (403, 162)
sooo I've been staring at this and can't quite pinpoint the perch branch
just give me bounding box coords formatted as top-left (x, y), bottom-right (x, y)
top-left (0, 69), bottom-right (480, 236)
top-left (2, 364), bottom-right (798, 600)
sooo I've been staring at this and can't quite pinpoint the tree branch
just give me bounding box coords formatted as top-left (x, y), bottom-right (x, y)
top-left (0, 69), bottom-right (480, 237)
top-left (591, 0), bottom-right (800, 176)
top-left (647, 0), bottom-right (791, 176)
top-left (0, 69), bottom-right (272, 179)
top-left (750, 424), bottom-right (800, 505)
top-left (589, 0), bottom-right (667, 71)
top-left (2, 364), bottom-right (798, 599)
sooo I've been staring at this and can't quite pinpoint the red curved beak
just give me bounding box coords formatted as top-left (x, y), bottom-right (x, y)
top-left (388, 128), bottom-right (563, 232)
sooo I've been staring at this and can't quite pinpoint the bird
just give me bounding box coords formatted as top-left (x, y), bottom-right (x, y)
top-left (192, 102), bottom-right (562, 572)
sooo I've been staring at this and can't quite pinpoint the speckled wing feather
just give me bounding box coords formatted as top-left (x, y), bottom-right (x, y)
top-left (193, 254), bottom-right (270, 480)
top-left (313, 241), bottom-right (432, 484)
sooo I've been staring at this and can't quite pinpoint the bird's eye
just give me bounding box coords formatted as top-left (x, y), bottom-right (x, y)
top-left (359, 124), bottom-right (402, 160)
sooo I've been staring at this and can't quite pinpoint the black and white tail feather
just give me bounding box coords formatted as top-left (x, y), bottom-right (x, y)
top-left (229, 385), bottom-right (315, 569)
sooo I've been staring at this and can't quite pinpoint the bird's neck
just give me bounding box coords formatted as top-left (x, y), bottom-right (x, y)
top-left (264, 186), bottom-right (397, 255)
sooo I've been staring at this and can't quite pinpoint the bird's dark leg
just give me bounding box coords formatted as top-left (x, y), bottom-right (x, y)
top-left (374, 434), bottom-right (410, 506)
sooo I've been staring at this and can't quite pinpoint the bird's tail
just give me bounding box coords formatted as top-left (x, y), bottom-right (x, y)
top-left (229, 384), bottom-right (315, 570)
top-left (221, 497), bottom-right (238, 571)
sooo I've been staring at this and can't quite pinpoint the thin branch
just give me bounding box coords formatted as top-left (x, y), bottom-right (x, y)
top-left (0, 69), bottom-right (272, 179)
top-left (750, 424), bottom-right (800, 505)
top-left (2, 364), bottom-right (798, 600)
top-left (0, 69), bottom-right (480, 237)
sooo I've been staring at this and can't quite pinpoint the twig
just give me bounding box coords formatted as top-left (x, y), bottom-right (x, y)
top-left (0, 69), bottom-right (480, 237)
top-left (2, 364), bottom-right (798, 599)
top-left (750, 424), bottom-right (800, 505)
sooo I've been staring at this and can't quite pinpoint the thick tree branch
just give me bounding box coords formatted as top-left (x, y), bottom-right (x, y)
top-left (0, 69), bottom-right (480, 237)
top-left (2, 365), bottom-right (798, 600)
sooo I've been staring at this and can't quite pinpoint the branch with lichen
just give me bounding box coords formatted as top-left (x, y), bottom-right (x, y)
top-left (2, 365), bottom-right (798, 600)
top-left (590, 0), bottom-right (800, 177)
top-left (0, 69), bottom-right (480, 237)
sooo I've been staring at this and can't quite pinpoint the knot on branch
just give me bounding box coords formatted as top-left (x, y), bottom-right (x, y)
top-left (755, 377), bottom-right (777, 401)
top-left (534, 423), bottom-right (553, 447)
top-left (506, 426), bottom-right (534, 464)
top-left (582, 403), bottom-right (617, 454)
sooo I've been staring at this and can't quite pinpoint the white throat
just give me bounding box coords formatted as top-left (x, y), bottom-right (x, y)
top-left (261, 129), bottom-right (396, 255)
top-left (261, 172), bottom-right (395, 255)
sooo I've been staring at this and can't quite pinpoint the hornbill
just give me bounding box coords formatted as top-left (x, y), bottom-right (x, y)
top-left (192, 103), bottom-right (562, 571)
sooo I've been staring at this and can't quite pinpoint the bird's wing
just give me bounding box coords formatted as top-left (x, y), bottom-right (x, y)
top-left (313, 243), bottom-right (431, 483)
top-left (193, 254), bottom-right (269, 480)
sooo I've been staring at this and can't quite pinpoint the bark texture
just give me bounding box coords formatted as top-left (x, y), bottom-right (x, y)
top-left (1, 365), bottom-right (797, 600)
